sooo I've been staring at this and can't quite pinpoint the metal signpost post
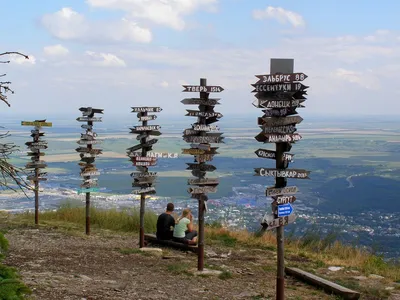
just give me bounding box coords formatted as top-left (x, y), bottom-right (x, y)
top-left (181, 78), bottom-right (224, 271)
top-left (251, 59), bottom-right (310, 300)
top-left (21, 120), bottom-right (52, 225)
top-left (129, 107), bottom-right (162, 248)
top-left (76, 107), bottom-right (103, 235)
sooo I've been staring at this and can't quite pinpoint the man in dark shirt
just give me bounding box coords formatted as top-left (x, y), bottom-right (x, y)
top-left (156, 203), bottom-right (175, 240)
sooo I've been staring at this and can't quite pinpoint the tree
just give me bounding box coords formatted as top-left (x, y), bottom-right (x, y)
top-left (0, 51), bottom-right (32, 193)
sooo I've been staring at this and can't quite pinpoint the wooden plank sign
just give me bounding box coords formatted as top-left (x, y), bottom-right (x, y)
top-left (192, 124), bottom-right (219, 131)
top-left (252, 83), bottom-right (308, 93)
top-left (75, 147), bottom-right (102, 154)
top-left (261, 213), bottom-right (296, 230)
top-left (255, 99), bottom-right (304, 109)
top-left (26, 175), bottom-right (47, 181)
top-left (133, 161), bottom-right (157, 167)
top-left (79, 107), bottom-right (104, 114)
top-left (186, 110), bottom-right (223, 118)
top-left (190, 144), bottom-right (211, 151)
top-left (262, 125), bottom-right (297, 134)
top-left (258, 116), bottom-right (303, 127)
top-left (132, 156), bottom-right (157, 162)
top-left (186, 163), bottom-right (216, 172)
top-left (131, 172), bottom-right (157, 178)
top-left (272, 195), bottom-right (297, 205)
top-left (128, 152), bottom-right (178, 158)
top-left (183, 136), bottom-right (224, 143)
top-left (262, 108), bottom-right (298, 118)
top-left (194, 154), bottom-right (214, 163)
top-left (132, 187), bottom-right (156, 195)
top-left (25, 163), bottom-right (47, 169)
top-left (28, 145), bottom-right (48, 150)
top-left (131, 107), bottom-right (162, 113)
top-left (81, 171), bottom-right (101, 177)
top-left (255, 132), bottom-right (302, 143)
top-left (265, 188), bottom-right (298, 201)
top-left (255, 73), bottom-right (308, 84)
top-left (181, 98), bottom-right (220, 106)
top-left (188, 178), bottom-right (219, 186)
top-left (27, 152), bottom-right (45, 156)
top-left (77, 187), bottom-right (99, 194)
top-left (81, 181), bottom-right (99, 189)
top-left (188, 186), bottom-right (217, 194)
top-left (77, 139), bottom-right (102, 145)
top-left (192, 169), bottom-right (206, 177)
top-left (182, 148), bottom-right (205, 155)
top-left (138, 115), bottom-right (157, 121)
top-left (255, 149), bottom-right (294, 162)
top-left (255, 168), bottom-right (310, 179)
top-left (76, 117), bottom-right (102, 122)
top-left (182, 85), bottom-right (224, 93)
top-left (81, 124), bottom-right (93, 130)
top-left (130, 125), bottom-right (161, 132)
top-left (21, 121), bottom-right (52, 127)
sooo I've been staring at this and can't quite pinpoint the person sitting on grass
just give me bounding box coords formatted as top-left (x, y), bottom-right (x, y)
top-left (173, 208), bottom-right (197, 245)
top-left (156, 203), bottom-right (176, 240)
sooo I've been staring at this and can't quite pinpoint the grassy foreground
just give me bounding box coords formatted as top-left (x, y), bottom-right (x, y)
top-left (9, 204), bottom-right (400, 284)
top-left (0, 232), bottom-right (31, 300)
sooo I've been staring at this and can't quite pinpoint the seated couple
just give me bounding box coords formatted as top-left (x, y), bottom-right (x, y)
top-left (156, 203), bottom-right (198, 245)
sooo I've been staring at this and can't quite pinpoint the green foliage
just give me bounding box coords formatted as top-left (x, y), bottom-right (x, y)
top-left (218, 270), bottom-right (232, 280)
top-left (207, 231), bottom-right (237, 247)
top-left (0, 233), bottom-right (31, 300)
top-left (167, 263), bottom-right (191, 275)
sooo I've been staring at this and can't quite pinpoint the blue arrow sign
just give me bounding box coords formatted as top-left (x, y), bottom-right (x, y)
top-left (77, 187), bottom-right (99, 195)
top-left (277, 203), bottom-right (293, 218)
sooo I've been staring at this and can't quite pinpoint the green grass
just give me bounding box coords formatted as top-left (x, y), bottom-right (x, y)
top-left (218, 270), bottom-right (233, 280)
top-left (167, 263), bottom-right (192, 275)
top-left (0, 232), bottom-right (31, 300)
top-left (14, 202), bottom-right (157, 233)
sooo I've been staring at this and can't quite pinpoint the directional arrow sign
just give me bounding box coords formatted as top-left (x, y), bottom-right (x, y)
top-left (254, 99), bottom-right (305, 109)
top-left (130, 125), bottom-right (160, 132)
top-left (80, 157), bottom-right (96, 164)
top-left (133, 187), bottom-right (156, 195)
top-left (131, 171), bottom-right (157, 178)
top-left (182, 148), bottom-right (205, 155)
top-left (76, 117), bottom-right (102, 122)
top-left (133, 161), bottom-right (157, 167)
top-left (81, 124), bottom-right (93, 130)
top-left (77, 187), bottom-right (99, 194)
top-left (81, 171), bottom-right (101, 177)
top-left (25, 163), bottom-right (47, 169)
top-left (188, 178), bottom-right (219, 186)
top-left (194, 154), bottom-right (214, 163)
top-left (182, 85), bottom-right (224, 93)
top-left (181, 98), bottom-right (221, 106)
top-left (79, 107), bottom-right (104, 114)
top-left (192, 124), bottom-right (219, 131)
top-left (77, 139), bottom-right (102, 145)
top-left (261, 125), bottom-right (297, 134)
top-left (183, 136), bottom-right (224, 143)
top-left (21, 121), bottom-right (52, 127)
top-left (131, 107), bottom-right (162, 113)
top-left (25, 141), bottom-right (48, 146)
top-left (258, 116), bottom-right (303, 127)
top-left (183, 128), bottom-right (199, 136)
top-left (191, 169), bottom-right (206, 177)
top-left (186, 163), bottom-right (216, 172)
top-left (261, 213), bottom-right (296, 230)
top-left (262, 108), bottom-right (298, 118)
top-left (75, 147), bottom-right (102, 155)
top-left (255, 90), bottom-right (307, 101)
top-left (255, 149), bottom-right (294, 162)
top-left (27, 152), bottom-right (45, 156)
top-left (272, 195), bottom-right (297, 205)
top-left (255, 132), bottom-right (302, 143)
top-left (26, 175), bottom-right (47, 181)
top-left (188, 186), bottom-right (218, 194)
top-left (28, 145), bottom-right (48, 150)
top-left (255, 73), bottom-right (308, 84)
top-left (185, 110), bottom-right (223, 118)
top-left (80, 133), bottom-right (96, 140)
top-left (138, 115), bottom-right (157, 121)
top-left (252, 83), bottom-right (308, 93)
top-left (131, 156), bottom-right (157, 162)
top-left (190, 144), bottom-right (211, 151)
top-left (255, 168), bottom-right (310, 179)
top-left (277, 203), bottom-right (293, 217)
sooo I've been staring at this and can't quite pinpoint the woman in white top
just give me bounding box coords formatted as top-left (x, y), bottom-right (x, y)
top-left (172, 208), bottom-right (198, 245)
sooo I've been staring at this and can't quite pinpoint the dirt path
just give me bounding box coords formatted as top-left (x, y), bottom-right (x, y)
top-left (2, 225), bottom-right (338, 300)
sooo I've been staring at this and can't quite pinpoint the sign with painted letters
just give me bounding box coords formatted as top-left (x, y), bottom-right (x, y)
top-left (188, 186), bottom-right (218, 194)
top-left (255, 73), bottom-right (308, 84)
top-left (186, 110), bottom-right (223, 118)
top-left (183, 135), bottom-right (224, 143)
top-left (128, 152), bottom-right (178, 159)
top-left (252, 83), bottom-right (308, 93)
top-left (132, 186), bottom-right (156, 195)
top-left (131, 156), bottom-right (157, 162)
top-left (186, 163), bottom-right (216, 172)
top-left (261, 213), bottom-right (296, 230)
top-left (181, 98), bottom-right (221, 106)
top-left (130, 125), bottom-right (160, 132)
top-left (138, 115), bottom-right (157, 121)
top-left (77, 139), bottom-right (102, 145)
top-left (188, 178), bottom-right (219, 185)
top-left (77, 187), bottom-right (99, 194)
top-left (21, 121), bottom-right (52, 127)
top-left (81, 171), bottom-right (101, 177)
top-left (258, 116), bottom-right (303, 127)
top-left (192, 124), bottom-right (219, 131)
top-left (255, 168), bottom-right (310, 179)
top-left (272, 195), bottom-right (297, 205)
top-left (131, 107), bottom-right (162, 113)
top-left (182, 85), bottom-right (224, 93)
top-left (75, 147), bottom-right (102, 155)
top-left (262, 108), bottom-right (298, 118)
top-left (76, 117), bottom-right (102, 122)
top-left (277, 203), bottom-right (293, 217)
top-left (131, 172), bottom-right (157, 178)
top-left (255, 149), bottom-right (294, 162)
top-left (254, 99), bottom-right (304, 109)
top-left (255, 132), bottom-right (302, 143)
top-left (262, 125), bottom-right (297, 134)
top-left (132, 161), bottom-right (157, 167)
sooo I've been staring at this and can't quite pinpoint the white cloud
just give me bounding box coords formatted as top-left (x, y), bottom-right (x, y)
top-left (41, 7), bottom-right (152, 43)
top-left (8, 54), bottom-right (36, 65)
top-left (253, 6), bottom-right (305, 28)
top-left (86, 0), bottom-right (218, 30)
top-left (85, 51), bottom-right (126, 67)
top-left (43, 44), bottom-right (69, 56)
top-left (332, 68), bottom-right (381, 90)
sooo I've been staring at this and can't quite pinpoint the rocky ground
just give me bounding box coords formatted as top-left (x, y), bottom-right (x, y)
top-left (2, 224), bottom-right (400, 300)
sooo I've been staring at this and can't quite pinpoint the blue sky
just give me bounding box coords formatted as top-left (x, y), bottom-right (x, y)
top-left (1, 0), bottom-right (400, 117)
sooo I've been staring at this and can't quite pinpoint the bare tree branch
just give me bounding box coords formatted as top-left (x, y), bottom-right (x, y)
top-left (0, 52), bottom-right (29, 59)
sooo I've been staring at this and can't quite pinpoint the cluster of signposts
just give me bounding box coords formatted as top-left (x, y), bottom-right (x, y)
top-left (76, 107), bottom-right (104, 235)
top-left (252, 59), bottom-right (310, 300)
top-left (21, 120), bottom-right (52, 225)
top-left (181, 78), bottom-right (224, 271)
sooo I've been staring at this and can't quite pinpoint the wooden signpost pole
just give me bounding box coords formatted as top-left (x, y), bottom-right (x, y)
top-left (182, 78), bottom-right (224, 271)
top-left (76, 107), bottom-right (104, 235)
top-left (21, 120), bottom-right (52, 225)
top-left (129, 106), bottom-right (163, 248)
top-left (251, 59), bottom-right (310, 300)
